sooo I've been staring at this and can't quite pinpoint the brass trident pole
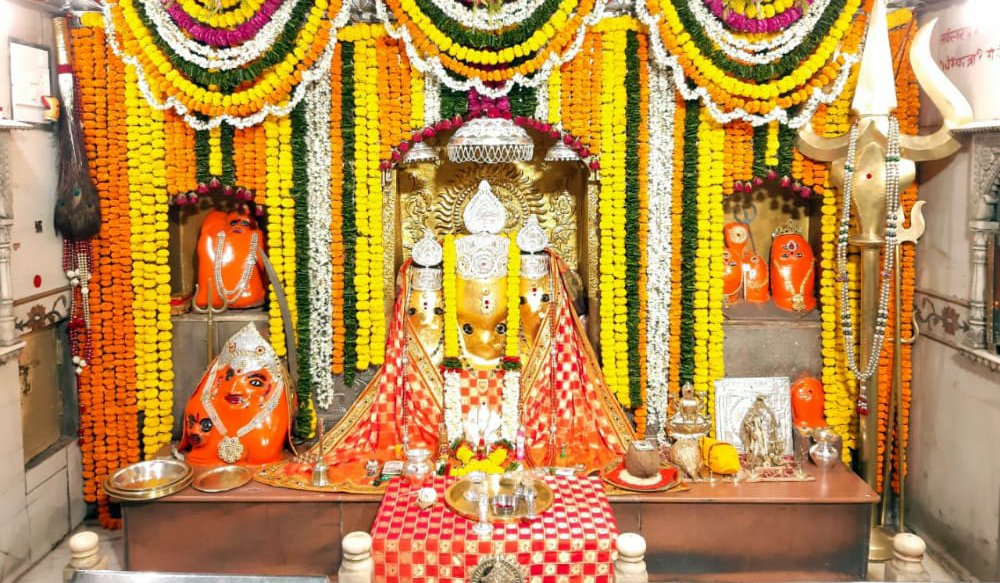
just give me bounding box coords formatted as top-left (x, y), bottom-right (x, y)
top-left (797, 0), bottom-right (970, 561)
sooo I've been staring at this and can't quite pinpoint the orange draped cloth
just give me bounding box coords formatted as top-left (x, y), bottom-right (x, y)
top-left (257, 254), bottom-right (634, 493)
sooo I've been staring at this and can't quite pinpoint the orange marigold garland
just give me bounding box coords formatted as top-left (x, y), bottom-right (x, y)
top-left (74, 19), bottom-right (140, 529)
top-left (330, 43), bottom-right (347, 374)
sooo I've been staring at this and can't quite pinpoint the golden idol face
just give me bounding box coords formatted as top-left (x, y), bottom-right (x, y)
top-left (406, 288), bottom-right (444, 362)
top-left (456, 275), bottom-right (507, 368)
top-left (520, 275), bottom-right (551, 347)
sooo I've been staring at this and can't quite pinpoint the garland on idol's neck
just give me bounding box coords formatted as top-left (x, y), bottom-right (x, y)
top-left (442, 234), bottom-right (463, 442)
top-left (213, 231), bottom-right (260, 303)
top-left (837, 116), bottom-right (900, 405)
top-left (441, 231), bottom-right (524, 442)
top-left (503, 231), bottom-right (522, 371)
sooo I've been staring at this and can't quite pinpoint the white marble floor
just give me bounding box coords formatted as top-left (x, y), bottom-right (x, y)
top-left (15, 524), bottom-right (122, 583)
top-left (17, 525), bottom-right (960, 582)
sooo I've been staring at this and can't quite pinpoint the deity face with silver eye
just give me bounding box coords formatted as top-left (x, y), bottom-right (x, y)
top-left (519, 274), bottom-right (552, 347)
top-left (406, 285), bottom-right (444, 363)
top-left (456, 275), bottom-right (507, 368)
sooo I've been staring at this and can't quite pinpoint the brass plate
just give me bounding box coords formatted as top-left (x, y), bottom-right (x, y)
top-left (109, 459), bottom-right (192, 492)
top-left (192, 465), bottom-right (252, 493)
top-left (444, 477), bottom-right (554, 524)
top-left (103, 474), bottom-right (193, 501)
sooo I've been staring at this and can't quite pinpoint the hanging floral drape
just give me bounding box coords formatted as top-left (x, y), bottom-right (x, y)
top-left (67, 0), bottom-right (923, 528)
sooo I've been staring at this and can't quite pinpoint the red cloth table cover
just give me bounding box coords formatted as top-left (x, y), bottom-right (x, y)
top-left (370, 475), bottom-right (619, 583)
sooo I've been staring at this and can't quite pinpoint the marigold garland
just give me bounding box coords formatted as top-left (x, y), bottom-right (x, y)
top-left (634, 33), bottom-right (651, 438)
top-left (597, 22), bottom-right (630, 406)
top-left (638, 0), bottom-right (864, 125)
top-left (73, 21), bottom-right (140, 530)
top-left (330, 44), bottom-right (347, 375)
top-left (124, 63), bottom-right (173, 457)
top-left (105, 0), bottom-right (352, 128)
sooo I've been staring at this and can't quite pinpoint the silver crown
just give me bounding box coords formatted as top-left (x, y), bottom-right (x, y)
top-left (411, 267), bottom-right (443, 291)
top-left (464, 180), bottom-right (506, 235)
top-left (456, 180), bottom-right (509, 280)
top-left (412, 229), bottom-right (443, 267)
top-left (516, 215), bottom-right (548, 253)
top-left (520, 254), bottom-right (549, 279)
top-left (220, 323), bottom-right (283, 381)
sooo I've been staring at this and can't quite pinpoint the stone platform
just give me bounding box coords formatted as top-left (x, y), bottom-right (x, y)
top-left (119, 464), bottom-right (876, 581)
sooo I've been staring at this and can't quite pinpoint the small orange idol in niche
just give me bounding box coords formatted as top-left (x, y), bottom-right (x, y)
top-left (770, 222), bottom-right (816, 312)
top-left (791, 375), bottom-right (827, 429)
top-left (194, 208), bottom-right (267, 309)
top-left (722, 222), bottom-right (769, 305)
top-left (180, 324), bottom-right (295, 465)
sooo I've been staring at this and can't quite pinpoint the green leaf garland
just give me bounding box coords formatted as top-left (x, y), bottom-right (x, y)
top-left (341, 42), bottom-right (359, 388)
top-left (679, 100), bottom-right (700, 387)
top-left (624, 31), bottom-right (642, 410)
top-left (290, 101), bottom-right (313, 438)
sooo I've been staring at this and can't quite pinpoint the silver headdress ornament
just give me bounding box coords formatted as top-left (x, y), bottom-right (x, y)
top-left (456, 180), bottom-right (510, 280)
top-left (219, 323), bottom-right (283, 380)
top-left (411, 229), bottom-right (443, 291)
top-left (517, 215), bottom-right (550, 279)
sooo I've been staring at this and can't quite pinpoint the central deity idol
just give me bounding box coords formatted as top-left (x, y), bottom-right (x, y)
top-left (260, 180), bottom-right (634, 490)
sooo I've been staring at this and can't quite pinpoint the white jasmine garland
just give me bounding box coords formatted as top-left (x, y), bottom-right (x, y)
top-left (140, 0), bottom-right (302, 70)
top-left (444, 370), bottom-right (463, 442)
top-left (501, 370), bottom-right (520, 442)
top-left (686, 0), bottom-right (836, 64)
top-left (377, 0), bottom-right (605, 98)
top-left (305, 75), bottom-right (337, 409)
top-left (645, 63), bottom-right (674, 443)
top-left (635, 0), bottom-right (860, 128)
top-left (102, 0), bottom-right (353, 130)
top-left (424, 73), bottom-right (441, 125)
top-left (425, 0), bottom-right (550, 31)
top-left (534, 83), bottom-right (548, 121)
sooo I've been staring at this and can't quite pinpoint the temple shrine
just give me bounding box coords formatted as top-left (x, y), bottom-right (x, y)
top-left (1, 0), bottom-right (999, 580)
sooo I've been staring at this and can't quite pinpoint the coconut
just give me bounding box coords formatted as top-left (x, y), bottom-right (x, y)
top-left (624, 441), bottom-right (661, 478)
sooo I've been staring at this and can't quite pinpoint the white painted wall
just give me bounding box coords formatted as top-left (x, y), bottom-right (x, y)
top-left (910, 2), bottom-right (1000, 579)
top-left (0, 3), bottom-right (83, 583)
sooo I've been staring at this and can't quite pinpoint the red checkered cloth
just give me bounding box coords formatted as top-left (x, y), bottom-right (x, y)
top-left (371, 475), bottom-right (619, 583)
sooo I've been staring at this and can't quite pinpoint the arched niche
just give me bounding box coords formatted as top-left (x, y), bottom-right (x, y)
top-left (381, 116), bottom-right (601, 342)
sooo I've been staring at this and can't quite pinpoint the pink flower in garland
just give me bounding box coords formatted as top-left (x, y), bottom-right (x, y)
top-left (702, 0), bottom-right (809, 34)
top-left (165, 0), bottom-right (287, 47)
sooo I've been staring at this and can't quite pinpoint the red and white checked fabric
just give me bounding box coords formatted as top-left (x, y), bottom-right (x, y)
top-left (371, 475), bottom-right (619, 583)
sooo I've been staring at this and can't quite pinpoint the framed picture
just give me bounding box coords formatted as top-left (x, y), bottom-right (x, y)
top-left (714, 376), bottom-right (793, 455)
top-left (9, 40), bottom-right (51, 124)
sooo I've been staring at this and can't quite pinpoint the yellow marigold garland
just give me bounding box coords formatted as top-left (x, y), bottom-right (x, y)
top-left (443, 234), bottom-right (458, 359)
top-left (693, 108), bottom-right (725, 423)
top-left (506, 231), bottom-right (521, 361)
top-left (125, 64), bottom-right (173, 457)
top-left (547, 68), bottom-right (562, 126)
top-left (597, 22), bottom-right (630, 406)
top-left (263, 117), bottom-right (293, 355)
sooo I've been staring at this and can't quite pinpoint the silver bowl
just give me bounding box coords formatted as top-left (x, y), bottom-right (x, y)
top-left (490, 494), bottom-right (517, 517)
top-left (109, 459), bottom-right (192, 492)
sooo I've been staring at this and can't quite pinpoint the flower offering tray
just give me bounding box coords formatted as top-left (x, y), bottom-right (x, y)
top-left (444, 476), bottom-right (554, 523)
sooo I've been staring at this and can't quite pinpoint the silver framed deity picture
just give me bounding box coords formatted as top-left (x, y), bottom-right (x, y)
top-left (714, 376), bottom-right (793, 455)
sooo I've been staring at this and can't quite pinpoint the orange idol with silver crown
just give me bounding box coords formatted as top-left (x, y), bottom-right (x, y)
top-left (770, 222), bottom-right (816, 313)
top-left (194, 208), bottom-right (267, 310)
top-left (180, 324), bottom-right (295, 466)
